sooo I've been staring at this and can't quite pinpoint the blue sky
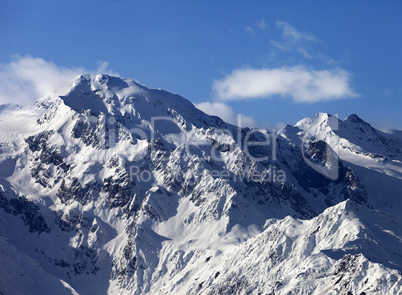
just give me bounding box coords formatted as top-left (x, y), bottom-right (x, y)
top-left (1, 0), bottom-right (401, 129)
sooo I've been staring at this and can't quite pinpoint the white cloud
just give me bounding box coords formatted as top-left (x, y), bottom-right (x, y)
top-left (212, 66), bottom-right (358, 103)
top-left (194, 101), bottom-right (257, 128)
top-left (0, 56), bottom-right (118, 105)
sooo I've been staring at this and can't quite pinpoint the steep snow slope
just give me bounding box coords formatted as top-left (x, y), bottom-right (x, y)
top-left (0, 74), bottom-right (401, 294)
top-left (160, 200), bottom-right (402, 294)
top-left (281, 113), bottom-right (402, 214)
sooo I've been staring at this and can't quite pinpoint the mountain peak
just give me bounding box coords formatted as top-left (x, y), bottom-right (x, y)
top-left (345, 113), bottom-right (366, 124)
top-left (295, 112), bottom-right (338, 131)
top-left (315, 112), bottom-right (332, 119)
top-left (55, 74), bottom-right (223, 132)
top-left (60, 74), bottom-right (197, 117)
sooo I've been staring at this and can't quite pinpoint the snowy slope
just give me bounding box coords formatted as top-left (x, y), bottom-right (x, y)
top-left (160, 200), bottom-right (402, 294)
top-left (0, 74), bottom-right (401, 294)
top-left (281, 113), bottom-right (402, 214)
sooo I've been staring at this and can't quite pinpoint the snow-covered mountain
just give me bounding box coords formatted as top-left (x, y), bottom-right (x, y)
top-left (0, 74), bottom-right (401, 294)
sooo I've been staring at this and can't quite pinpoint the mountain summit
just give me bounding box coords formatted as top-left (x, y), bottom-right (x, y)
top-left (61, 74), bottom-right (197, 117)
top-left (1, 74), bottom-right (402, 294)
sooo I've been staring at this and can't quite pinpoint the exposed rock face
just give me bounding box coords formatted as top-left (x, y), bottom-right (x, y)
top-left (0, 191), bottom-right (50, 234)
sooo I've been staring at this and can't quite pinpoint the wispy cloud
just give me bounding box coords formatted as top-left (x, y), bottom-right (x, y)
top-left (277, 21), bottom-right (317, 43)
top-left (244, 18), bottom-right (267, 35)
top-left (381, 88), bottom-right (393, 97)
top-left (271, 21), bottom-right (318, 59)
top-left (213, 66), bottom-right (358, 103)
top-left (256, 19), bottom-right (267, 30)
top-left (244, 26), bottom-right (254, 35)
top-left (194, 101), bottom-right (257, 127)
top-left (0, 55), bottom-right (118, 105)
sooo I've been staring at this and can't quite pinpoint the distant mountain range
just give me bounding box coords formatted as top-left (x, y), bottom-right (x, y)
top-left (1, 74), bottom-right (401, 294)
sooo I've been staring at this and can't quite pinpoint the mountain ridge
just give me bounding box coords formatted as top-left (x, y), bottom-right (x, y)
top-left (0, 74), bottom-right (401, 294)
